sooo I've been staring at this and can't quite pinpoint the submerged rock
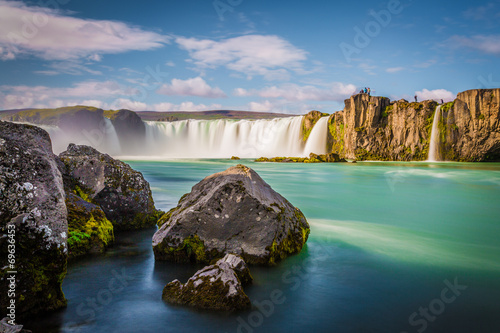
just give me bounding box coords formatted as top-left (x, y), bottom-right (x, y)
top-left (153, 164), bottom-right (310, 265)
top-left (59, 144), bottom-right (161, 230)
top-left (162, 254), bottom-right (252, 311)
top-left (66, 193), bottom-right (114, 260)
top-left (0, 121), bottom-right (67, 317)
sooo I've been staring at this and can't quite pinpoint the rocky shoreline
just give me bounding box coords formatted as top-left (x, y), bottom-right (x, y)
top-left (0, 121), bottom-right (161, 325)
top-left (1, 122), bottom-right (312, 324)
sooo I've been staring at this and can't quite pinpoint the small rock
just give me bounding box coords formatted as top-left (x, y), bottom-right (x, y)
top-left (162, 254), bottom-right (252, 311)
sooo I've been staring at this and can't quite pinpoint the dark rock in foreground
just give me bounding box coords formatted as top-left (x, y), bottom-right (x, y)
top-left (162, 254), bottom-right (252, 311)
top-left (59, 144), bottom-right (161, 230)
top-left (256, 153), bottom-right (347, 163)
top-left (153, 165), bottom-right (310, 265)
top-left (0, 121), bottom-right (67, 317)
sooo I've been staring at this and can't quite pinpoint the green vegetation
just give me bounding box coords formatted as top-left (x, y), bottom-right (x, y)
top-left (382, 105), bottom-right (393, 117)
top-left (1, 106), bottom-right (103, 125)
top-left (328, 117), bottom-right (345, 155)
top-left (66, 195), bottom-right (114, 260)
top-left (478, 114), bottom-right (485, 120)
top-left (354, 126), bottom-right (365, 132)
top-left (441, 101), bottom-right (455, 113)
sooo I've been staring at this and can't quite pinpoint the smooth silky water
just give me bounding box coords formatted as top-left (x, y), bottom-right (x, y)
top-left (26, 160), bottom-right (500, 333)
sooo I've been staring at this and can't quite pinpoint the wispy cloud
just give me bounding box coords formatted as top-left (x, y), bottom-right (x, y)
top-left (157, 77), bottom-right (226, 98)
top-left (0, 80), bottom-right (133, 109)
top-left (0, 0), bottom-right (169, 61)
top-left (152, 101), bottom-right (223, 112)
top-left (234, 82), bottom-right (356, 102)
top-left (415, 88), bottom-right (455, 102)
top-left (386, 67), bottom-right (404, 73)
top-left (446, 35), bottom-right (500, 55)
top-left (176, 34), bottom-right (308, 80)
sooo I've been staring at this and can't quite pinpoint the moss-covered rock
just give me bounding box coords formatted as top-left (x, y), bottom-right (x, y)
top-left (66, 193), bottom-right (114, 260)
top-left (0, 121), bottom-right (68, 318)
top-left (255, 153), bottom-right (347, 163)
top-left (59, 144), bottom-right (161, 230)
top-left (162, 254), bottom-right (252, 311)
top-left (301, 110), bottom-right (328, 142)
top-left (153, 165), bottom-right (310, 266)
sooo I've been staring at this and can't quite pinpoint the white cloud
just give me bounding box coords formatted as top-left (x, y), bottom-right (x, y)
top-left (0, 80), bottom-right (134, 109)
top-left (153, 102), bottom-right (223, 112)
top-left (447, 35), bottom-right (500, 55)
top-left (415, 89), bottom-right (455, 102)
top-left (110, 99), bottom-right (148, 111)
top-left (386, 67), bottom-right (404, 73)
top-left (156, 77), bottom-right (226, 98)
top-left (0, 1), bottom-right (169, 61)
top-left (234, 82), bottom-right (357, 102)
top-left (247, 100), bottom-right (275, 112)
top-left (176, 35), bottom-right (307, 80)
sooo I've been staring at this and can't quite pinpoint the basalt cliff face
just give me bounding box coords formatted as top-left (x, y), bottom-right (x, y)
top-left (327, 89), bottom-right (500, 161)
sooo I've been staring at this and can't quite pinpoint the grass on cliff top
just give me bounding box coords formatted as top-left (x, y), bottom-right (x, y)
top-left (1, 105), bottom-right (105, 123)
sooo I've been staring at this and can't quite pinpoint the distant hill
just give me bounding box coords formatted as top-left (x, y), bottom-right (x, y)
top-left (0, 106), bottom-right (295, 123)
top-left (136, 110), bottom-right (293, 121)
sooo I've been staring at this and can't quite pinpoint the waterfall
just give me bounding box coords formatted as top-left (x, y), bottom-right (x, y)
top-left (303, 117), bottom-right (329, 155)
top-left (144, 116), bottom-right (311, 158)
top-left (31, 118), bottom-right (121, 155)
top-left (31, 115), bottom-right (332, 158)
top-left (428, 105), bottom-right (442, 162)
top-left (103, 118), bottom-right (121, 155)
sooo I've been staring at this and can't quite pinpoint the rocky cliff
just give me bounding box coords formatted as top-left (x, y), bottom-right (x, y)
top-left (326, 89), bottom-right (500, 161)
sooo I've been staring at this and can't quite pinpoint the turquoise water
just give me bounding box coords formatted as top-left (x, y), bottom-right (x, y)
top-left (26, 160), bottom-right (500, 332)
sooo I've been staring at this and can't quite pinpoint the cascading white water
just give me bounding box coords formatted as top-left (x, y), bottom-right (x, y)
top-left (32, 115), bottom-right (331, 158)
top-left (428, 105), bottom-right (442, 162)
top-left (34, 118), bottom-right (121, 155)
top-left (103, 118), bottom-right (121, 155)
top-left (142, 116), bottom-right (331, 159)
top-left (303, 117), bottom-right (329, 155)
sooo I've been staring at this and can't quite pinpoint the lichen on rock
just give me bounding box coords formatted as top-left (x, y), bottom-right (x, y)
top-left (0, 121), bottom-right (68, 318)
top-left (59, 143), bottom-right (161, 230)
top-left (153, 164), bottom-right (310, 265)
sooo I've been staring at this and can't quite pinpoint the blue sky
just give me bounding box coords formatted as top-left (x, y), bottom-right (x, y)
top-left (0, 0), bottom-right (499, 113)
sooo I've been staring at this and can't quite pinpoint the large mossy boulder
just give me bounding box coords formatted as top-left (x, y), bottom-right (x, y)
top-left (66, 193), bottom-right (114, 260)
top-left (0, 121), bottom-right (68, 317)
top-left (153, 164), bottom-right (310, 265)
top-left (162, 254), bottom-right (252, 311)
top-left (59, 144), bottom-right (161, 230)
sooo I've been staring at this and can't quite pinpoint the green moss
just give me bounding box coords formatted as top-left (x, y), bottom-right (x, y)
top-left (441, 101), bottom-right (454, 113)
top-left (66, 195), bottom-right (115, 259)
top-left (382, 105), bottom-right (393, 117)
top-left (74, 185), bottom-right (92, 203)
top-left (0, 223), bottom-right (67, 316)
top-left (355, 148), bottom-right (388, 161)
top-left (478, 114), bottom-right (485, 120)
top-left (155, 235), bottom-right (210, 263)
top-left (328, 118), bottom-right (345, 154)
top-left (354, 126), bottom-right (365, 132)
